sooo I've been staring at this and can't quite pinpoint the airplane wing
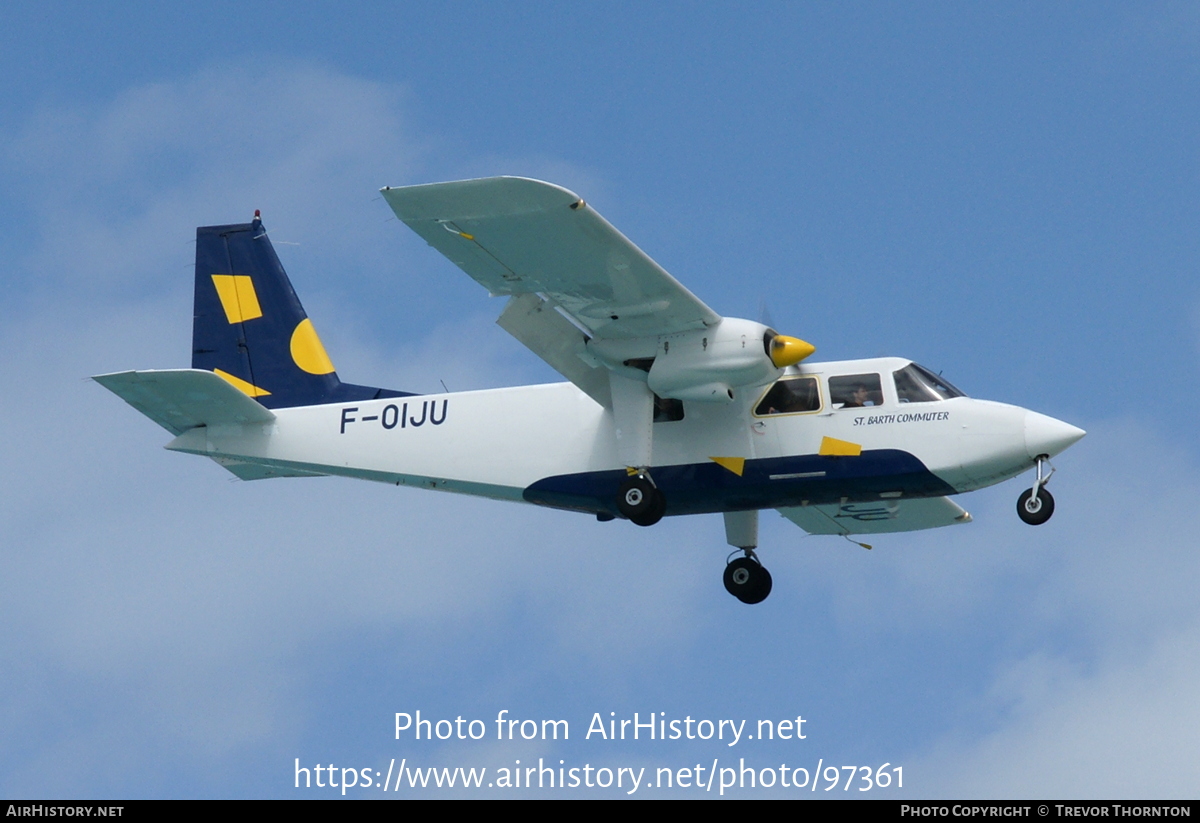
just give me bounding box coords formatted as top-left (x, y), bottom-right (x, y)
top-left (382, 177), bottom-right (721, 339)
top-left (382, 178), bottom-right (722, 404)
top-left (777, 496), bottom-right (973, 536)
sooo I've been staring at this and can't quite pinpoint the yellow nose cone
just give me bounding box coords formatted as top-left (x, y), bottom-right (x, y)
top-left (770, 335), bottom-right (816, 368)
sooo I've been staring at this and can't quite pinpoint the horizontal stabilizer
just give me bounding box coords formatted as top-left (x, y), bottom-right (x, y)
top-left (778, 496), bottom-right (972, 536)
top-left (93, 369), bottom-right (276, 435)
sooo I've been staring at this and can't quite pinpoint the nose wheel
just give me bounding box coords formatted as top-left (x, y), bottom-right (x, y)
top-left (723, 552), bottom-right (772, 604)
top-left (617, 473), bottom-right (666, 527)
top-left (1017, 487), bottom-right (1055, 525)
top-left (1017, 455), bottom-right (1056, 525)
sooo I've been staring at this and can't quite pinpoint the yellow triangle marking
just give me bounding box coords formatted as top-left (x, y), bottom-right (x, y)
top-left (214, 369), bottom-right (271, 397)
top-left (211, 275), bottom-right (263, 324)
top-left (819, 436), bottom-right (861, 457)
top-left (710, 456), bottom-right (745, 476)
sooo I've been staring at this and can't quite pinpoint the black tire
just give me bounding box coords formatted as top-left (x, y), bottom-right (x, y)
top-left (1017, 487), bottom-right (1055, 525)
top-left (628, 487), bottom-right (666, 527)
top-left (723, 557), bottom-right (773, 604)
top-left (617, 476), bottom-right (660, 522)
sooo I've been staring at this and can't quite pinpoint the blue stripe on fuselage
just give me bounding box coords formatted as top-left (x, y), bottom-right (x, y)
top-left (522, 450), bottom-right (957, 517)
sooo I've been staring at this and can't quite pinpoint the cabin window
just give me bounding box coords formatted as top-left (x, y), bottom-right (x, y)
top-left (893, 363), bottom-right (965, 403)
top-left (754, 376), bottom-right (821, 416)
top-left (829, 374), bottom-right (883, 408)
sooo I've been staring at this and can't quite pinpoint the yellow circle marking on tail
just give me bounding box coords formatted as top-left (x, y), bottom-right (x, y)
top-left (290, 318), bottom-right (336, 375)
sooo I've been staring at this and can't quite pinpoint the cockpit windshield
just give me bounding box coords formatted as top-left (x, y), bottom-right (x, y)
top-left (893, 363), bottom-right (965, 403)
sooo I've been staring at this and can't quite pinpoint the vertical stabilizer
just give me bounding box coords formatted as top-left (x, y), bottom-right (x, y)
top-left (192, 215), bottom-right (408, 408)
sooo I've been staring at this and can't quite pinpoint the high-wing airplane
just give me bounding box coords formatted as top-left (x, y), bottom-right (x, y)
top-left (95, 177), bottom-right (1085, 604)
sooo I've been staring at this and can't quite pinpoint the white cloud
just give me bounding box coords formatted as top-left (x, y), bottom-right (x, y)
top-left (913, 622), bottom-right (1200, 798)
top-left (4, 59), bottom-right (420, 304)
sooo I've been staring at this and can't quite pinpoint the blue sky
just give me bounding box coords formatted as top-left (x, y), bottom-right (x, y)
top-left (2, 3), bottom-right (1198, 798)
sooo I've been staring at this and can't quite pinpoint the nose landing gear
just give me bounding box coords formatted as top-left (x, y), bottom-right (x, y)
top-left (1017, 455), bottom-right (1056, 526)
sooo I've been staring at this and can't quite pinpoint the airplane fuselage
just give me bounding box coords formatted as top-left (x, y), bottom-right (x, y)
top-left (164, 356), bottom-right (1077, 520)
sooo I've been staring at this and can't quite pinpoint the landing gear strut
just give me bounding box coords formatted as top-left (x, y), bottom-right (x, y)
top-left (723, 552), bottom-right (773, 604)
top-left (616, 473), bottom-right (665, 527)
top-left (1017, 455), bottom-right (1056, 526)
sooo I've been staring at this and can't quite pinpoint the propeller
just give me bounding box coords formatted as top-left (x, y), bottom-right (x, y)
top-left (759, 300), bottom-right (814, 368)
top-left (766, 332), bottom-right (816, 368)
top-left (757, 298), bottom-right (777, 331)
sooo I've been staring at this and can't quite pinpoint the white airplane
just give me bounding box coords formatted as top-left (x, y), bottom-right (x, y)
top-left (96, 177), bottom-right (1085, 604)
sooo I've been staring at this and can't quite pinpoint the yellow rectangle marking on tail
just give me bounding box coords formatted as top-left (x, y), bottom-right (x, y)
top-left (819, 436), bottom-right (862, 457)
top-left (211, 275), bottom-right (263, 324)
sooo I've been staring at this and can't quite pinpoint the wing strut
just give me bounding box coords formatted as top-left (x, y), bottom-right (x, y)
top-left (609, 372), bottom-right (654, 469)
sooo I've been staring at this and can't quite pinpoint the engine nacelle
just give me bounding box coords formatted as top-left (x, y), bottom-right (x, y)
top-left (586, 317), bottom-right (815, 403)
top-left (649, 318), bottom-right (786, 401)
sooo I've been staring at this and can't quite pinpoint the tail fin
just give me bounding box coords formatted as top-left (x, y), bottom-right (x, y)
top-left (192, 214), bottom-right (409, 408)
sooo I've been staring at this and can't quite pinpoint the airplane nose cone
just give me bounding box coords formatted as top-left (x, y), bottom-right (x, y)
top-left (1024, 410), bottom-right (1086, 459)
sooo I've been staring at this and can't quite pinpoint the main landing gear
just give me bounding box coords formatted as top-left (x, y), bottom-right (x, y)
top-left (1017, 455), bottom-right (1056, 526)
top-left (723, 551), bottom-right (773, 604)
top-left (616, 472), bottom-right (666, 527)
top-left (721, 510), bottom-right (771, 604)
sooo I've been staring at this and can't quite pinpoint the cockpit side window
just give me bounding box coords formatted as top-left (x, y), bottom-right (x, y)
top-left (754, 376), bottom-right (821, 416)
top-left (893, 363), bottom-right (965, 403)
top-left (829, 374), bottom-right (883, 408)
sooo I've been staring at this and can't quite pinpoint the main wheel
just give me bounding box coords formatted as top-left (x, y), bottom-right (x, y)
top-left (617, 476), bottom-right (665, 526)
top-left (723, 557), bottom-right (773, 604)
top-left (628, 487), bottom-right (666, 527)
top-left (1017, 487), bottom-right (1055, 525)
